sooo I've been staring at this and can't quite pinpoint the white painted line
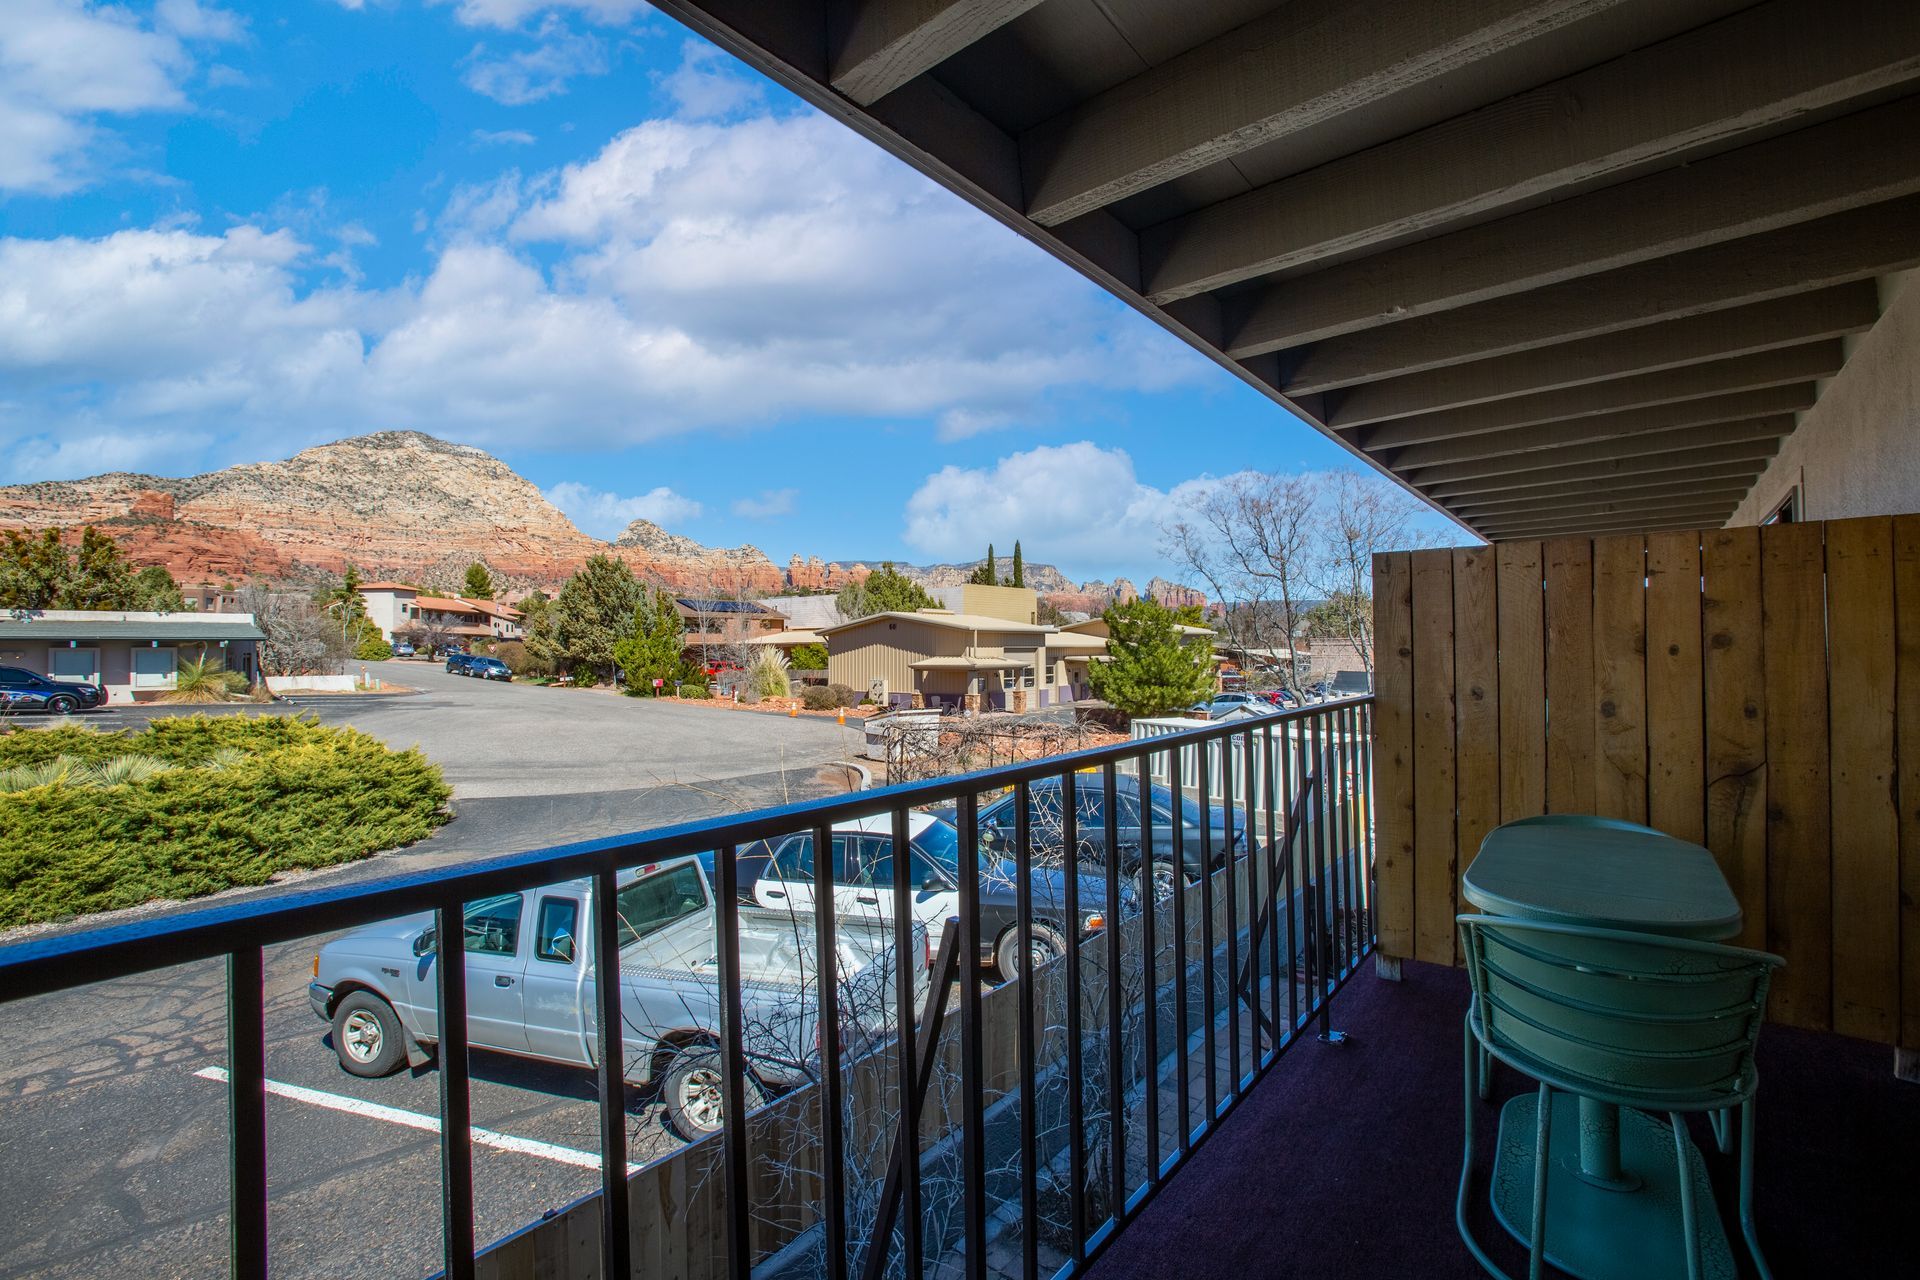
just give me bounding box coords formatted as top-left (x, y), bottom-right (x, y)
top-left (194, 1067), bottom-right (635, 1173)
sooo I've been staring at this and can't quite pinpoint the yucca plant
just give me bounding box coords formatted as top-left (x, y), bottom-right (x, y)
top-left (0, 757), bottom-right (85, 793)
top-left (746, 648), bottom-right (792, 700)
top-left (86, 755), bottom-right (177, 787)
top-left (163, 656), bottom-right (251, 704)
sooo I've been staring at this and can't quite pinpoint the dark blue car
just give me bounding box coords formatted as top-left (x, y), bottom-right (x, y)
top-left (0, 666), bottom-right (105, 714)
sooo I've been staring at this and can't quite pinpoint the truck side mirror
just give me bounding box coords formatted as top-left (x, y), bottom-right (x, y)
top-left (413, 928), bottom-right (436, 957)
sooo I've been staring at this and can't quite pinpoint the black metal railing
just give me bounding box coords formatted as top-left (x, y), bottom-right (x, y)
top-left (0, 695), bottom-right (1376, 1280)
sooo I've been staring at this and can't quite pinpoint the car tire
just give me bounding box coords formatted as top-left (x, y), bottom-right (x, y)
top-left (663, 1044), bottom-right (764, 1141)
top-left (994, 921), bottom-right (1068, 982)
top-left (44, 694), bottom-right (77, 715)
top-left (331, 991), bottom-right (408, 1078)
top-left (1146, 859), bottom-right (1195, 904)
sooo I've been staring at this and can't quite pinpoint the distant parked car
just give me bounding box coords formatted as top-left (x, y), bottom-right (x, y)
top-left (0, 666), bottom-right (105, 714)
top-left (1253, 689), bottom-right (1298, 708)
top-left (444, 653), bottom-right (473, 675)
top-left (391, 642), bottom-right (416, 658)
top-left (1188, 692), bottom-right (1273, 719)
top-left (951, 774), bottom-right (1252, 903)
top-left (464, 656), bottom-right (512, 681)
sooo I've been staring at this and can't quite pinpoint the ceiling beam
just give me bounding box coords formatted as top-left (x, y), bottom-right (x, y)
top-left (1405, 416), bottom-right (1794, 487)
top-left (1422, 441), bottom-right (1781, 500)
top-left (1142, 0), bottom-right (1920, 302)
top-left (1437, 468), bottom-right (1768, 508)
top-left (1478, 508), bottom-right (1738, 538)
top-left (830, 1), bottom-right (1046, 106)
top-left (1021, 0), bottom-right (1626, 226)
top-left (1281, 194), bottom-right (1920, 394)
top-left (1452, 486), bottom-right (1753, 521)
top-left (1389, 399), bottom-right (1805, 471)
top-left (1362, 350), bottom-right (1832, 454)
top-left (1224, 94), bottom-right (1920, 356)
top-left (1327, 285), bottom-right (1877, 429)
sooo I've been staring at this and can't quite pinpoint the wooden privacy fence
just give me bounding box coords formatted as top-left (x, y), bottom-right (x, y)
top-left (1372, 515), bottom-right (1919, 1049)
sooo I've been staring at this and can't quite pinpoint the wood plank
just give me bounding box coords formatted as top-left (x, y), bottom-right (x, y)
top-left (1436, 467), bottom-right (1767, 509)
top-left (1645, 530), bottom-right (1706, 843)
top-left (830, 0), bottom-right (1046, 106)
top-left (1421, 439), bottom-right (1781, 500)
top-left (1479, 505), bottom-right (1739, 540)
top-left (1279, 196), bottom-right (1920, 393)
top-left (1364, 346), bottom-right (1838, 453)
top-left (1592, 535), bottom-right (1649, 823)
top-left (1400, 407), bottom-right (1803, 482)
top-left (1702, 525), bottom-right (1768, 951)
top-left (1143, 0), bottom-right (1920, 301)
top-left (1454, 547), bottom-right (1501, 908)
top-left (1496, 541), bottom-right (1547, 822)
top-left (1023, 0), bottom-right (1627, 225)
top-left (1894, 515), bottom-right (1920, 1049)
top-left (1760, 520), bottom-right (1831, 1030)
top-left (1371, 552), bottom-right (1417, 960)
top-left (1410, 548), bottom-right (1458, 965)
top-left (1545, 538), bottom-right (1596, 814)
top-left (1223, 94), bottom-right (1920, 355)
top-left (1825, 516), bottom-right (1899, 1042)
top-left (1455, 486), bottom-right (1752, 521)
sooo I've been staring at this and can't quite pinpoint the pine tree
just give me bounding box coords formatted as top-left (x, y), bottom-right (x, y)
top-left (0, 528), bottom-right (73, 609)
top-left (1010, 541), bottom-right (1024, 588)
top-left (62, 528), bottom-right (140, 610)
top-left (969, 543), bottom-right (998, 586)
top-left (1087, 598), bottom-right (1216, 718)
top-left (837, 562), bottom-right (938, 618)
top-left (611, 588), bottom-right (686, 695)
top-left (463, 562), bottom-right (495, 600)
top-left (553, 556), bottom-right (644, 682)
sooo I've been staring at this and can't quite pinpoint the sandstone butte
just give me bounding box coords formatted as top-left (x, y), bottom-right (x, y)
top-left (0, 430), bottom-right (1205, 609)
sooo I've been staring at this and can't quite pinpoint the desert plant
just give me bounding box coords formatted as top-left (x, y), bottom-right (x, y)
top-left (786, 642), bottom-right (830, 671)
top-left (827, 682), bottom-right (860, 708)
top-left (800, 685), bottom-right (839, 711)
top-left (746, 648), bottom-right (791, 700)
top-left (355, 635), bottom-right (394, 661)
top-left (85, 754), bottom-right (178, 787)
top-left (162, 656), bottom-right (250, 704)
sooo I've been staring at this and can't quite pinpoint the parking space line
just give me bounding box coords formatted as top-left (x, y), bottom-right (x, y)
top-left (193, 1067), bottom-right (634, 1173)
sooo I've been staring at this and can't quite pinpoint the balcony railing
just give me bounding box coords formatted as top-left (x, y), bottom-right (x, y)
top-left (0, 696), bottom-right (1376, 1280)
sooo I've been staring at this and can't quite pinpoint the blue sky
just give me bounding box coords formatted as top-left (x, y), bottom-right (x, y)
top-left (0, 0), bottom-right (1451, 582)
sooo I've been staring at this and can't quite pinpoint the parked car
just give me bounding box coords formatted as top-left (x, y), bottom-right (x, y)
top-left (952, 775), bottom-right (1251, 903)
top-left (0, 666), bottom-right (105, 714)
top-left (747, 811), bottom-right (1140, 980)
top-left (463, 656), bottom-right (513, 681)
top-left (1188, 692), bottom-right (1275, 719)
top-left (444, 653), bottom-right (473, 674)
top-left (391, 642), bottom-right (416, 658)
top-left (310, 856), bottom-right (926, 1141)
top-left (1253, 689), bottom-right (1298, 708)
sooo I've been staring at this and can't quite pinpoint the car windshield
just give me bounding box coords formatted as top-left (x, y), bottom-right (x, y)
top-left (912, 818), bottom-right (968, 879)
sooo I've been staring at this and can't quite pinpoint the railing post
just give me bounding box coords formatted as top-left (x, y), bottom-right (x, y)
top-left (226, 947), bottom-right (268, 1280)
top-left (435, 895), bottom-right (477, 1280)
top-left (1312, 880), bottom-right (1347, 1046)
top-left (593, 867), bottom-right (633, 1280)
top-left (711, 848), bottom-right (754, 1280)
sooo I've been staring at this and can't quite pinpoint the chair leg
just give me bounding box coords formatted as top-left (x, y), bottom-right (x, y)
top-left (1708, 1106), bottom-right (1733, 1155)
top-left (1670, 1112), bottom-right (1702, 1280)
top-left (1738, 1098), bottom-right (1774, 1280)
top-left (1456, 1016), bottom-right (1516, 1280)
top-left (1478, 1042), bottom-right (1492, 1101)
top-left (1526, 1084), bottom-right (1552, 1280)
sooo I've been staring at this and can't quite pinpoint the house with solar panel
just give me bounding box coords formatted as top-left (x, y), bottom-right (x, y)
top-left (673, 597), bottom-right (790, 656)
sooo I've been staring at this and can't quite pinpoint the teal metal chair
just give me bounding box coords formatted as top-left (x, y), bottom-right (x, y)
top-left (1455, 915), bottom-right (1783, 1280)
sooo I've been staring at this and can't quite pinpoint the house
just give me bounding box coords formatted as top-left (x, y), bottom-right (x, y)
top-left (822, 608), bottom-right (1073, 710)
top-left (0, 609), bottom-right (264, 703)
top-left (674, 598), bottom-right (789, 656)
top-left (359, 583), bottom-right (521, 643)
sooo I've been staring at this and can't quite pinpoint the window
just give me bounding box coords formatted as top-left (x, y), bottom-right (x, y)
top-left (614, 864), bottom-right (708, 947)
top-left (48, 648), bottom-right (100, 684)
top-left (463, 893), bottom-right (523, 955)
top-left (767, 833), bottom-right (855, 884)
top-left (1764, 487), bottom-right (1801, 525)
top-left (857, 840), bottom-right (946, 890)
top-left (533, 898), bottom-right (579, 963)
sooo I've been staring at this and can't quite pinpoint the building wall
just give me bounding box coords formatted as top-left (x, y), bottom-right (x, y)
top-left (1731, 269), bottom-right (1920, 525)
top-left (827, 618), bottom-right (956, 697)
top-left (929, 585), bottom-right (1038, 624)
top-left (0, 638), bottom-right (260, 703)
top-left (361, 590), bottom-right (416, 640)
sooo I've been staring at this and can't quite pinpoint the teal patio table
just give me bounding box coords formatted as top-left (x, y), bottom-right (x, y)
top-left (1462, 815), bottom-right (1744, 1279)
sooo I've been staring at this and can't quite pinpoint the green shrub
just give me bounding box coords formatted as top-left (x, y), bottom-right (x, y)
top-left (0, 714), bottom-right (450, 928)
top-left (800, 685), bottom-right (839, 711)
top-left (828, 682), bottom-right (860, 708)
top-left (356, 635), bottom-right (394, 661)
top-left (787, 642), bottom-right (829, 671)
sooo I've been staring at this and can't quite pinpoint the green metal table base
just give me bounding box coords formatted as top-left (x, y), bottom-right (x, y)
top-left (1490, 1093), bottom-right (1733, 1280)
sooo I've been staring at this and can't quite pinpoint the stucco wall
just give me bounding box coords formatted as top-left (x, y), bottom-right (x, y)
top-left (1731, 270), bottom-right (1920, 525)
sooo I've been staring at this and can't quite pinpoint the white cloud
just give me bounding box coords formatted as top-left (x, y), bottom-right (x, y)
top-left (472, 127), bottom-right (537, 146)
top-left (462, 18), bottom-right (606, 104)
top-left (0, 0), bottom-right (238, 193)
top-left (903, 443), bottom-right (1235, 576)
top-left (731, 488), bottom-right (797, 520)
top-left (439, 1), bottom-right (651, 29)
top-left (658, 39), bottom-right (760, 120)
top-left (4, 428), bottom-right (210, 482)
top-left (544, 481), bottom-right (702, 538)
top-left (936, 408), bottom-right (1016, 441)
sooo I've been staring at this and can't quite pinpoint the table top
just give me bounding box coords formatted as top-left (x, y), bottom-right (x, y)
top-left (1461, 818), bottom-right (1742, 941)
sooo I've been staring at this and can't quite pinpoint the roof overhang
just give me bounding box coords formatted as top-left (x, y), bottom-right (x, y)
top-left (651, 0), bottom-right (1920, 540)
top-left (909, 655), bottom-right (1031, 670)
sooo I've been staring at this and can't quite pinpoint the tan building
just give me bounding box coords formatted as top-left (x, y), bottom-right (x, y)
top-left (926, 584), bottom-right (1039, 624)
top-left (822, 609), bottom-right (1067, 711)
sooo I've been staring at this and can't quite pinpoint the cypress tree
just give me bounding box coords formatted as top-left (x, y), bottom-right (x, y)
top-left (1010, 541), bottom-right (1024, 588)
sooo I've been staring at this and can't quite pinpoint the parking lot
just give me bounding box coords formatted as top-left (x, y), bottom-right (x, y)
top-left (0, 661), bottom-right (870, 1279)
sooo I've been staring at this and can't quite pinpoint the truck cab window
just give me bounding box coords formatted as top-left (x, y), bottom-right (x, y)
top-left (614, 865), bottom-right (706, 946)
top-left (463, 894), bottom-right (523, 956)
top-left (533, 897), bottom-right (579, 963)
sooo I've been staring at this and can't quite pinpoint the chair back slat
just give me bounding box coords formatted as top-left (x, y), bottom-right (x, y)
top-left (1459, 916), bottom-right (1781, 1108)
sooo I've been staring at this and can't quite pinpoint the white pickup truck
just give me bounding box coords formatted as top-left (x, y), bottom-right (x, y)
top-left (308, 855), bottom-right (926, 1139)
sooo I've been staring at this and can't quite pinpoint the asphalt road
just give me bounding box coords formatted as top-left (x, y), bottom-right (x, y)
top-left (0, 662), bottom-right (871, 1279)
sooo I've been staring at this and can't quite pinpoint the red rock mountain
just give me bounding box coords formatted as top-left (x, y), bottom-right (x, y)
top-left (0, 431), bottom-right (782, 592)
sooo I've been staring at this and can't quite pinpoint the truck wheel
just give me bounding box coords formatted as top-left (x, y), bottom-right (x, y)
top-left (663, 1045), bottom-right (764, 1141)
top-left (995, 921), bottom-right (1067, 981)
top-left (332, 991), bottom-right (408, 1078)
top-left (45, 694), bottom-right (77, 715)
top-left (1147, 860), bottom-right (1193, 904)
